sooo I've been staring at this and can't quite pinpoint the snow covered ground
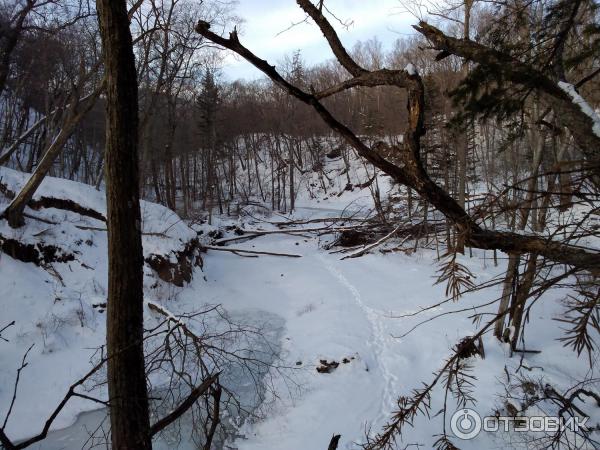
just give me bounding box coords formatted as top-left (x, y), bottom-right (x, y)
top-left (190, 220), bottom-right (595, 449)
top-left (1, 162), bottom-right (598, 449)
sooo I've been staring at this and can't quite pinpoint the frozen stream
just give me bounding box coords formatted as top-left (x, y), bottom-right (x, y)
top-left (24, 310), bottom-right (285, 450)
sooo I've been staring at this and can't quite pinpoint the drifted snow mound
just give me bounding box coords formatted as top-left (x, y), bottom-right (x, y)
top-left (0, 167), bottom-right (205, 441)
top-left (0, 166), bottom-right (202, 285)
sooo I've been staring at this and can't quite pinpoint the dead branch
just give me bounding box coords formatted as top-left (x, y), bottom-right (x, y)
top-left (204, 245), bottom-right (302, 258)
top-left (341, 229), bottom-right (409, 260)
top-left (2, 344), bottom-right (34, 430)
top-left (213, 225), bottom-right (379, 245)
top-left (0, 357), bottom-right (107, 450)
top-left (150, 373), bottom-right (220, 436)
top-left (0, 321), bottom-right (15, 342)
top-left (271, 217), bottom-right (371, 227)
top-left (213, 228), bottom-right (314, 245)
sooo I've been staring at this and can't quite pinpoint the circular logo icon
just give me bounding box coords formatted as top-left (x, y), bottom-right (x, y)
top-left (450, 408), bottom-right (482, 440)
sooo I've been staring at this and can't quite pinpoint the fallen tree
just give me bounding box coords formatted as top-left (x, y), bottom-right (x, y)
top-left (194, 0), bottom-right (600, 274)
top-left (0, 181), bottom-right (106, 222)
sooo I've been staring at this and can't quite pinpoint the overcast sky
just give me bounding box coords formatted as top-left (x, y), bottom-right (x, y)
top-left (220, 0), bottom-right (416, 80)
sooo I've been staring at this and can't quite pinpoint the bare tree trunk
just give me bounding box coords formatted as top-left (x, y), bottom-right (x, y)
top-left (289, 140), bottom-right (295, 212)
top-left (180, 155), bottom-right (189, 217)
top-left (494, 122), bottom-right (545, 340)
top-left (2, 88), bottom-right (102, 228)
top-left (455, 0), bottom-right (473, 253)
top-left (95, 1), bottom-right (152, 449)
top-left (0, 115), bottom-right (46, 166)
top-left (165, 151), bottom-right (176, 211)
top-left (494, 254), bottom-right (520, 339)
top-left (270, 145), bottom-right (275, 210)
top-left (151, 159), bottom-right (162, 204)
top-left (509, 253), bottom-right (538, 349)
top-left (456, 132), bottom-right (467, 253)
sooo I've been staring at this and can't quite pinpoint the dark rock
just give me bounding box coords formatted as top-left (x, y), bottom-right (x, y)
top-left (316, 360), bottom-right (340, 374)
top-left (145, 238), bottom-right (203, 287)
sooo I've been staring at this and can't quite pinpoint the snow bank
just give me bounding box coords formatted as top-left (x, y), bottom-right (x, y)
top-left (558, 81), bottom-right (600, 138)
top-left (0, 167), bottom-right (202, 440)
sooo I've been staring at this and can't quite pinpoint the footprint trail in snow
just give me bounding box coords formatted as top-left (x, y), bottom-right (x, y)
top-left (317, 253), bottom-right (400, 432)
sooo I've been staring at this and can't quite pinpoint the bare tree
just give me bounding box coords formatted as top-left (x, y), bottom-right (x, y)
top-left (95, 0), bottom-right (151, 448)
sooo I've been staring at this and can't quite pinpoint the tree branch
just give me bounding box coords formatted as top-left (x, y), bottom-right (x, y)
top-left (194, 20), bottom-right (600, 273)
top-left (413, 21), bottom-right (600, 172)
top-left (0, 358), bottom-right (107, 450)
top-left (149, 373), bottom-right (219, 436)
top-left (314, 69), bottom-right (414, 99)
top-left (296, 0), bottom-right (366, 77)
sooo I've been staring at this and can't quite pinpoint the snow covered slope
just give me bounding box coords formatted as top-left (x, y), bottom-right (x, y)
top-left (0, 166), bottom-right (203, 441)
top-left (193, 217), bottom-right (595, 450)
top-left (0, 162), bottom-right (597, 450)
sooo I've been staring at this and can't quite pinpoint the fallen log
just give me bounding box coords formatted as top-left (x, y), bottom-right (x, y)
top-left (213, 228), bottom-right (316, 245)
top-left (29, 197), bottom-right (105, 222)
top-left (213, 225), bottom-right (382, 245)
top-left (271, 216), bottom-right (370, 228)
top-left (1, 181), bottom-right (105, 222)
top-left (203, 245), bottom-right (302, 258)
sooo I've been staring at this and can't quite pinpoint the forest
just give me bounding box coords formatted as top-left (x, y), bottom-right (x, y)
top-left (0, 0), bottom-right (599, 449)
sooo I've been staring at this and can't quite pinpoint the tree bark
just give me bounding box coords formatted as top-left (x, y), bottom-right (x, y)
top-left (95, 1), bottom-right (152, 449)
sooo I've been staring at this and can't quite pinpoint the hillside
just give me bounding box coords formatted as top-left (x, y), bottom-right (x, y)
top-left (1, 156), bottom-right (597, 450)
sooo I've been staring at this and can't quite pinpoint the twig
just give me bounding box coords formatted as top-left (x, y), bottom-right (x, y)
top-left (2, 356), bottom-right (107, 450)
top-left (0, 321), bottom-right (15, 342)
top-left (512, 348), bottom-right (542, 354)
top-left (203, 386), bottom-right (222, 450)
top-left (2, 344), bottom-right (34, 429)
